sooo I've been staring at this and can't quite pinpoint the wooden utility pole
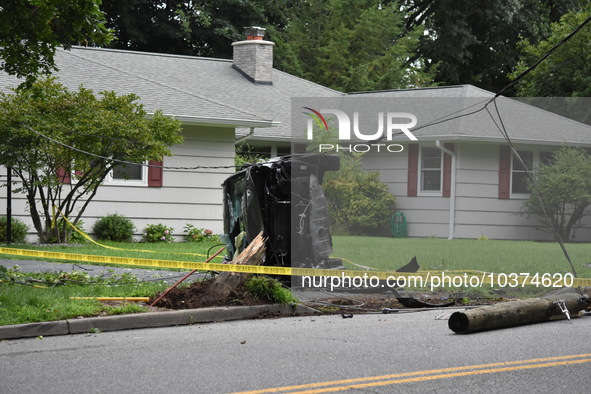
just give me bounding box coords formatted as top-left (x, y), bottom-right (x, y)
top-left (202, 232), bottom-right (266, 304)
top-left (449, 293), bottom-right (588, 334)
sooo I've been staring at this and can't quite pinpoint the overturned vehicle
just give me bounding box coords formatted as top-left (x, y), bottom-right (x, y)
top-left (222, 154), bottom-right (343, 270)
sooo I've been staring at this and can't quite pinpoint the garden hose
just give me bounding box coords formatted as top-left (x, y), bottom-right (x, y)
top-left (390, 212), bottom-right (407, 238)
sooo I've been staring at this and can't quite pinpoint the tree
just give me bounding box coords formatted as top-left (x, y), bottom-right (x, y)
top-left (0, 78), bottom-right (183, 243)
top-left (0, 0), bottom-right (113, 85)
top-left (522, 147), bottom-right (591, 242)
top-left (102, 0), bottom-right (292, 58)
top-left (511, 6), bottom-right (591, 97)
top-left (270, 0), bottom-right (435, 92)
top-left (403, 0), bottom-right (586, 93)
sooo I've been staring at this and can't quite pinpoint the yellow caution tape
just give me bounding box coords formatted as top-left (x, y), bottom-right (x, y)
top-left (2, 246), bottom-right (591, 288)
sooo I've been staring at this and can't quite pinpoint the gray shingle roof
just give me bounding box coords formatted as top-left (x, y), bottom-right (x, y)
top-left (0, 46), bottom-right (343, 139)
top-left (1, 48), bottom-right (589, 146)
top-left (349, 86), bottom-right (591, 146)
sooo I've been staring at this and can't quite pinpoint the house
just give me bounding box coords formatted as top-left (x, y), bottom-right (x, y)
top-left (341, 86), bottom-right (591, 240)
top-left (1, 28), bottom-right (590, 242)
top-left (0, 27), bottom-right (342, 240)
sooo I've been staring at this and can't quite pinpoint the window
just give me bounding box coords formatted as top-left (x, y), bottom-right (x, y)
top-left (420, 147), bottom-right (442, 193)
top-left (511, 150), bottom-right (533, 194)
top-left (510, 150), bottom-right (553, 195)
top-left (107, 161), bottom-right (148, 186)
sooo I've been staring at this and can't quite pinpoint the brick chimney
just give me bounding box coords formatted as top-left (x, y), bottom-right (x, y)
top-left (232, 26), bottom-right (274, 84)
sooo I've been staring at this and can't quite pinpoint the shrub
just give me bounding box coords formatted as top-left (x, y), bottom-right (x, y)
top-left (48, 219), bottom-right (88, 244)
top-left (66, 220), bottom-right (88, 244)
top-left (0, 216), bottom-right (29, 243)
top-left (144, 223), bottom-right (174, 243)
top-left (522, 147), bottom-right (591, 241)
top-left (235, 143), bottom-right (266, 169)
top-left (322, 154), bottom-right (396, 236)
top-left (183, 224), bottom-right (220, 242)
top-left (93, 214), bottom-right (135, 242)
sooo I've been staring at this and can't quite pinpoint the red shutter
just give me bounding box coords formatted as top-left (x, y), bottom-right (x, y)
top-left (407, 144), bottom-right (418, 197)
top-left (499, 145), bottom-right (511, 199)
top-left (56, 167), bottom-right (71, 184)
top-left (442, 143), bottom-right (454, 197)
top-left (148, 160), bottom-right (163, 187)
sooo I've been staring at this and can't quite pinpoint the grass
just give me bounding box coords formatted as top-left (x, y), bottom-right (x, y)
top-left (0, 278), bottom-right (168, 326)
top-left (1, 237), bottom-right (589, 326)
top-left (331, 236), bottom-right (591, 278)
top-left (0, 240), bottom-right (222, 326)
top-left (2, 236), bottom-right (589, 278)
top-left (0, 239), bottom-right (228, 269)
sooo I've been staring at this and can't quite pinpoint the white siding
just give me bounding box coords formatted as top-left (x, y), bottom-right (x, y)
top-left (1, 125), bottom-right (236, 242)
top-left (363, 142), bottom-right (591, 241)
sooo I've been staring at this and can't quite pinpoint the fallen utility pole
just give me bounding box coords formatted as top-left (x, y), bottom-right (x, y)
top-left (448, 293), bottom-right (589, 334)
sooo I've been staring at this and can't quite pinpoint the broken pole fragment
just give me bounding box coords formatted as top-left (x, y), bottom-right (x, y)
top-left (448, 293), bottom-right (588, 334)
top-left (200, 232), bottom-right (266, 304)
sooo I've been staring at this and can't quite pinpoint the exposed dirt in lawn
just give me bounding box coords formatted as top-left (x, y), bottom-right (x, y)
top-left (146, 278), bottom-right (509, 312)
top-left (151, 278), bottom-right (273, 310)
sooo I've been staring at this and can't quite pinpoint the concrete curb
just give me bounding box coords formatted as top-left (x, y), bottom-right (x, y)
top-left (0, 304), bottom-right (321, 340)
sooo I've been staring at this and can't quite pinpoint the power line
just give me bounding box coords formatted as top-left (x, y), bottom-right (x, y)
top-left (22, 124), bottom-right (324, 171)
top-left (484, 101), bottom-right (580, 285)
top-left (23, 124), bottom-right (242, 170)
top-left (495, 14), bottom-right (591, 98)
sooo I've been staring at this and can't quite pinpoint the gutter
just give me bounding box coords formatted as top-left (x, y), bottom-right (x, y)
top-left (235, 127), bottom-right (255, 144)
top-left (436, 140), bottom-right (456, 240)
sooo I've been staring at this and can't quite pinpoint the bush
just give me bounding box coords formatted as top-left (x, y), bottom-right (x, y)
top-left (235, 143), bottom-right (266, 169)
top-left (183, 224), bottom-right (220, 242)
top-left (322, 154), bottom-right (396, 236)
top-left (66, 220), bottom-right (87, 244)
top-left (143, 223), bottom-right (174, 243)
top-left (0, 216), bottom-right (29, 243)
top-left (93, 214), bottom-right (135, 242)
top-left (47, 219), bottom-right (88, 244)
top-left (522, 147), bottom-right (591, 241)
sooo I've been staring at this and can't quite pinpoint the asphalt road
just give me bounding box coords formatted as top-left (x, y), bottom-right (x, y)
top-left (1, 309), bottom-right (589, 393)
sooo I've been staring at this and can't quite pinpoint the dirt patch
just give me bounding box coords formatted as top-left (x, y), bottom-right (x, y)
top-left (149, 281), bottom-right (508, 312)
top-left (151, 278), bottom-right (273, 309)
top-left (303, 291), bottom-right (514, 313)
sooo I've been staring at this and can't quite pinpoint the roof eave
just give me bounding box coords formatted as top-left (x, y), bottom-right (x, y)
top-left (159, 113), bottom-right (280, 128)
top-left (414, 135), bottom-right (591, 147)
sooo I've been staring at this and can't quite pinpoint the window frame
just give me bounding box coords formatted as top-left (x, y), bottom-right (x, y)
top-left (510, 150), bottom-right (553, 198)
top-left (105, 161), bottom-right (149, 187)
top-left (418, 146), bottom-right (443, 196)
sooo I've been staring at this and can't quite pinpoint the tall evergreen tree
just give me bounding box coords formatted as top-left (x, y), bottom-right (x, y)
top-left (102, 0), bottom-right (292, 58)
top-left (270, 0), bottom-right (434, 92)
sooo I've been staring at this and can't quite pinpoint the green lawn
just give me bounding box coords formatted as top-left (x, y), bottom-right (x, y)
top-left (1, 237), bottom-right (589, 278)
top-left (0, 267), bottom-right (169, 326)
top-left (1, 237), bottom-right (589, 326)
top-left (332, 236), bottom-right (591, 278)
top-left (0, 240), bottom-right (228, 268)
